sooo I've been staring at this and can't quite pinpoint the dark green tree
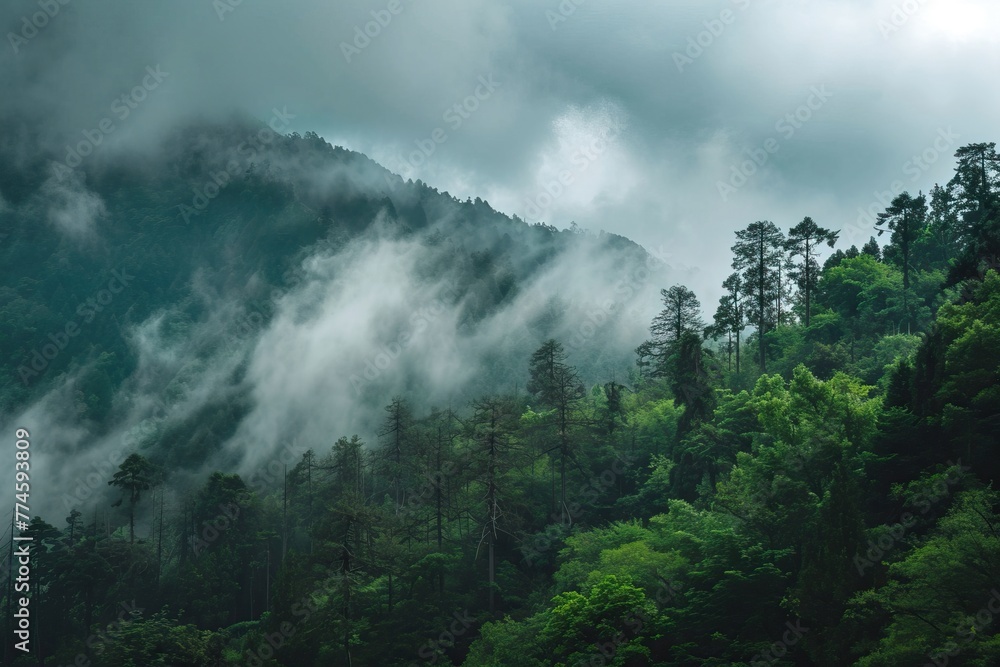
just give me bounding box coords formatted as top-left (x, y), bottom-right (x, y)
top-left (648, 285), bottom-right (704, 376)
top-left (712, 272), bottom-right (745, 374)
top-left (527, 339), bottom-right (584, 523)
top-left (786, 216), bottom-right (839, 326)
top-left (378, 397), bottom-right (414, 510)
top-left (108, 453), bottom-right (154, 544)
top-left (670, 330), bottom-right (715, 437)
top-left (947, 142), bottom-right (1000, 279)
top-left (470, 395), bottom-right (518, 614)
top-left (861, 236), bottom-right (881, 261)
top-left (732, 220), bottom-right (785, 371)
top-left (876, 191), bottom-right (927, 332)
top-left (923, 183), bottom-right (960, 268)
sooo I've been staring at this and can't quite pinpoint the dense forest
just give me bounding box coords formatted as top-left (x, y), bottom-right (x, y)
top-left (4, 139), bottom-right (1000, 666)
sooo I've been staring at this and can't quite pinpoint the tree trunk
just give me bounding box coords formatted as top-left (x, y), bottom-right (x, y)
top-left (735, 326), bottom-right (741, 374)
top-left (488, 536), bottom-right (495, 614)
top-left (804, 237), bottom-right (812, 327)
top-left (759, 235), bottom-right (767, 372)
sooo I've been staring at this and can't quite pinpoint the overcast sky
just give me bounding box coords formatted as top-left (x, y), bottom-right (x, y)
top-left (3, 0), bottom-right (998, 304)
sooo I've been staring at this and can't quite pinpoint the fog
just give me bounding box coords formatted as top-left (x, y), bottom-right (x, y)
top-left (4, 0), bottom-right (997, 307)
top-left (2, 191), bottom-right (679, 520)
top-left (1, 0), bottom-right (994, 527)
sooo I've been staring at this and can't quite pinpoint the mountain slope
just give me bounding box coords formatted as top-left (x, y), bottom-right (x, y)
top-left (0, 115), bottom-right (670, 508)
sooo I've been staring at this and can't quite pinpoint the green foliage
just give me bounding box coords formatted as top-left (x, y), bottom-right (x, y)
top-left (853, 488), bottom-right (1000, 667)
top-left (9, 136), bottom-right (1000, 666)
top-left (89, 611), bottom-right (221, 667)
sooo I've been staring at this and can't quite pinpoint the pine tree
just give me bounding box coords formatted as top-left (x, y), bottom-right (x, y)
top-left (107, 453), bottom-right (154, 544)
top-left (876, 191), bottom-right (927, 332)
top-left (786, 217), bottom-right (839, 326)
top-left (861, 236), bottom-right (881, 261)
top-left (947, 142), bottom-right (1000, 278)
top-left (648, 285), bottom-right (705, 376)
top-left (926, 183), bottom-right (960, 268)
top-left (470, 395), bottom-right (517, 614)
top-left (378, 397), bottom-right (413, 511)
top-left (709, 297), bottom-right (737, 373)
top-left (527, 339), bottom-right (584, 523)
top-left (732, 221), bottom-right (785, 372)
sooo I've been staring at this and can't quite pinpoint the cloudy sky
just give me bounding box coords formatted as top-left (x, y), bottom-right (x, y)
top-left (3, 0), bottom-right (998, 302)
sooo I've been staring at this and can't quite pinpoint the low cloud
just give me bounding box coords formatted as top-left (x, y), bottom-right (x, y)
top-left (36, 165), bottom-right (106, 239)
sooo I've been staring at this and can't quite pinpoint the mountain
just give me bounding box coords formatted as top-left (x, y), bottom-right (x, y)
top-left (0, 115), bottom-right (669, 507)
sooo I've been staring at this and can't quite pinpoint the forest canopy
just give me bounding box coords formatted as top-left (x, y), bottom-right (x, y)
top-left (4, 140), bottom-right (1000, 667)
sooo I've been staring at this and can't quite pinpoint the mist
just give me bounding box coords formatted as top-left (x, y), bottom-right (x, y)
top-left (2, 183), bottom-right (678, 520)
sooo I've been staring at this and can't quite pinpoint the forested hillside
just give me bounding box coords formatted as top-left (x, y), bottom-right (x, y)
top-left (4, 139), bottom-right (1000, 666)
top-left (0, 117), bottom-right (655, 413)
top-left (0, 116), bottom-right (662, 499)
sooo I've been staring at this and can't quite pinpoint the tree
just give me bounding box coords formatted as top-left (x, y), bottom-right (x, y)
top-left (712, 272), bottom-right (745, 374)
top-left (786, 217), bottom-right (839, 327)
top-left (527, 339), bottom-right (584, 523)
top-left (425, 408), bottom-right (460, 593)
top-left (670, 330), bottom-right (715, 437)
top-left (923, 183), bottom-right (960, 268)
top-left (634, 340), bottom-right (657, 380)
top-left (861, 236), bottom-right (881, 261)
top-left (601, 380), bottom-right (628, 437)
top-left (648, 285), bottom-right (705, 376)
top-left (732, 220), bottom-right (785, 372)
top-left (378, 397), bottom-right (413, 511)
top-left (287, 448), bottom-right (319, 553)
top-left (89, 611), bottom-right (220, 666)
top-left (852, 488), bottom-right (997, 667)
top-left (947, 142), bottom-right (1000, 279)
top-left (876, 191), bottom-right (927, 332)
top-left (708, 295), bottom-right (736, 372)
top-left (470, 395), bottom-right (518, 614)
top-left (108, 453), bottom-right (154, 544)
top-left (774, 248), bottom-right (797, 326)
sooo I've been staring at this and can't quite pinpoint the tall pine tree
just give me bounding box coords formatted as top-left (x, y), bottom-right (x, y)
top-left (732, 220), bottom-right (785, 372)
top-left (786, 216), bottom-right (839, 327)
